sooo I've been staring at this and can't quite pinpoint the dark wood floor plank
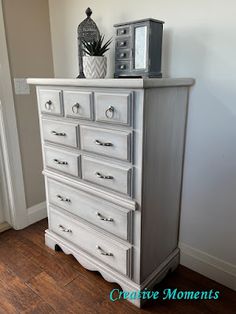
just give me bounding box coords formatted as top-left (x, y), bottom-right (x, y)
top-left (0, 263), bottom-right (55, 313)
top-left (0, 219), bottom-right (235, 314)
top-left (27, 271), bottom-right (93, 314)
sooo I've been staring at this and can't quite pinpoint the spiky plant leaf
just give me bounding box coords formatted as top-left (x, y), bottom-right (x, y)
top-left (81, 35), bottom-right (112, 57)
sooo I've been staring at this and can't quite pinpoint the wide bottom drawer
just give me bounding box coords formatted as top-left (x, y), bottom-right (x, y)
top-left (49, 207), bottom-right (132, 277)
top-left (47, 178), bottom-right (132, 242)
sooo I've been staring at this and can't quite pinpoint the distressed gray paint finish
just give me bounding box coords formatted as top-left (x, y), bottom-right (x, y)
top-left (28, 78), bottom-right (193, 308)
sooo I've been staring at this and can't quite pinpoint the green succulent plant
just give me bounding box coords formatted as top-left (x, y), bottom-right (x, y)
top-left (81, 35), bottom-right (112, 57)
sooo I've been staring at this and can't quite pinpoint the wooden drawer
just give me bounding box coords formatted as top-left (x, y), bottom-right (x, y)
top-left (38, 89), bottom-right (63, 116)
top-left (80, 125), bottom-right (132, 161)
top-left (115, 61), bottom-right (131, 73)
top-left (94, 92), bottom-right (132, 126)
top-left (47, 179), bottom-right (132, 241)
top-left (116, 49), bottom-right (132, 60)
top-left (116, 26), bottom-right (130, 37)
top-left (49, 207), bottom-right (132, 276)
top-left (63, 90), bottom-right (93, 120)
top-left (42, 119), bottom-right (78, 148)
top-left (116, 37), bottom-right (131, 49)
top-left (82, 156), bottom-right (132, 196)
top-left (44, 147), bottom-right (80, 177)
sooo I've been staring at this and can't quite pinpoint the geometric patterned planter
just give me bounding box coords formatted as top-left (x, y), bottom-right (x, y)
top-left (83, 56), bottom-right (107, 78)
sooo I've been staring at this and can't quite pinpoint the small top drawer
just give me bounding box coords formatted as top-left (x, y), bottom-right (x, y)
top-left (63, 91), bottom-right (93, 120)
top-left (94, 92), bottom-right (132, 126)
top-left (38, 89), bottom-right (63, 116)
top-left (42, 119), bottom-right (78, 148)
top-left (116, 26), bottom-right (130, 37)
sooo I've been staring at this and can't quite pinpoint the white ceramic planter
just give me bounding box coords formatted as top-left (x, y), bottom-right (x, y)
top-left (83, 56), bottom-right (107, 79)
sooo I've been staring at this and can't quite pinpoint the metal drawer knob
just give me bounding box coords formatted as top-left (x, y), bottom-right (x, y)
top-left (58, 224), bottom-right (72, 233)
top-left (120, 41), bottom-right (126, 47)
top-left (45, 100), bottom-right (52, 110)
top-left (96, 172), bottom-right (113, 180)
top-left (53, 159), bottom-right (68, 165)
top-left (96, 245), bottom-right (113, 256)
top-left (120, 29), bottom-right (126, 35)
top-left (120, 64), bottom-right (126, 70)
top-left (95, 139), bottom-right (113, 147)
top-left (96, 212), bottom-right (113, 222)
top-left (57, 194), bottom-right (71, 203)
top-left (105, 106), bottom-right (114, 119)
top-left (120, 53), bottom-right (126, 58)
top-left (72, 102), bottom-right (80, 114)
top-left (51, 131), bottom-right (66, 136)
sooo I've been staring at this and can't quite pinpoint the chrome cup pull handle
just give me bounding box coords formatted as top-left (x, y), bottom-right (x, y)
top-left (45, 100), bottom-right (52, 110)
top-left (53, 159), bottom-right (68, 165)
top-left (51, 131), bottom-right (66, 136)
top-left (95, 140), bottom-right (113, 147)
top-left (96, 172), bottom-right (113, 180)
top-left (96, 245), bottom-right (113, 256)
top-left (96, 212), bottom-right (113, 222)
top-left (105, 106), bottom-right (114, 119)
top-left (57, 194), bottom-right (71, 203)
top-left (58, 224), bottom-right (72, 233)
top-left (72, 103), bottom-right (80, 114)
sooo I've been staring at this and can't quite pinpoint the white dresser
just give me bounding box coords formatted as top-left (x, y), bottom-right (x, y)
top-left (27, 78), bottom-right (193, 307)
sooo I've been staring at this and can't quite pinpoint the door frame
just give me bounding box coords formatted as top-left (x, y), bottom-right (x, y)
top-left (0, 0), bottom-right (28, 229)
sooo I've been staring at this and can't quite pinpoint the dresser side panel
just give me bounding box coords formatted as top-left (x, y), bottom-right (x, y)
top-left (140, 86), bottom-right (189, 281)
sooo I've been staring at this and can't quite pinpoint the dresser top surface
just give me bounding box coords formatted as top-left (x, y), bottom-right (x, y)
top-left (27, 78), bottom-right (194, 89)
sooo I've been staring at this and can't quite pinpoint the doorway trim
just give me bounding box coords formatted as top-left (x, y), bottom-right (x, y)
top-left (0, 0), bottom-right (28, 229)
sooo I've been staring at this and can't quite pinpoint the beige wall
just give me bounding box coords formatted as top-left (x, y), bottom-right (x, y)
top-left (48, 0), bottom-right (236, 270)
top-left (2, 0), bottom-right (54, 207)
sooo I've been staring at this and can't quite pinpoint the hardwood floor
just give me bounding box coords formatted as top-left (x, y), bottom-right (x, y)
top-left (0, 219), bottom-right (235, 313)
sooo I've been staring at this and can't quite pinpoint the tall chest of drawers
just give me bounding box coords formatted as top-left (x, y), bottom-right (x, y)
top-left (28, 78), bottom-right (193, 307)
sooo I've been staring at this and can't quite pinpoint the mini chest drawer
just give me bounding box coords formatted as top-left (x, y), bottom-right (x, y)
top-left (38, 89), bottom-right (63, 116)
top-left (116, 49), bottom-right (132, 60)
top-left (94, 92), bottom-right (132, 126)
top-left (42, 119), bottom-right (78, 148)
top-left (44, 147), bottom-right (80, 177)
top-left (116, 37), bottom-right (131, 49)
top-left (49, 207), bottom-right (132, 277)
top-left (80, 125), bottom-right (132, 161)
top-left (63, 91), bottom-right (93, 120)
top-left (47, 179), bottom-right (132, 241)
top-left (116, 26), bottom-right (130, 37)
top-left (82, 156), bottom-right (132, 196)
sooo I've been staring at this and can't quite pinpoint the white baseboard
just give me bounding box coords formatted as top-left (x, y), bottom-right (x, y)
top-left (27, 201), bottom-right (47, 225)
top-left (179, 242), bottom-right (236, 291)
top-left (0, 221), bottom-right (11, 233)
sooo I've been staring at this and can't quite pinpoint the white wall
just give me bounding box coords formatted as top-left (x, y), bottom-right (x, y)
top-left (48, 0), bottom-right (236, 288)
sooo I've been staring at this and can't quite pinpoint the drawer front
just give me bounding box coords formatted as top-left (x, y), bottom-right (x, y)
top-left (44, 147), bottom-right (80, 177)
top-left (115, 61), bottom-right (131, 73)
top-left (80, 125), bottom-right (132, 161)
top-left (47, 179), bottom-right (132, 241)
top-left (116, 37), bottom-right (131, 49)
top-left (49, 207), bottom-right (132, 276)
top-left (42, 119), bottom-right (78, 148)
top-left (82, 157), bottom-right (132, 196)
top-left (64, 91), bottom-right (93, 120)
top-left (116, 49), bottom-right (132, 60)
top-left (94, 92), bottom-right (132, 126)
top-left (38, 89), bottom-right (63, 116)
top-left (116, 27), bottom-right (130, 37)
